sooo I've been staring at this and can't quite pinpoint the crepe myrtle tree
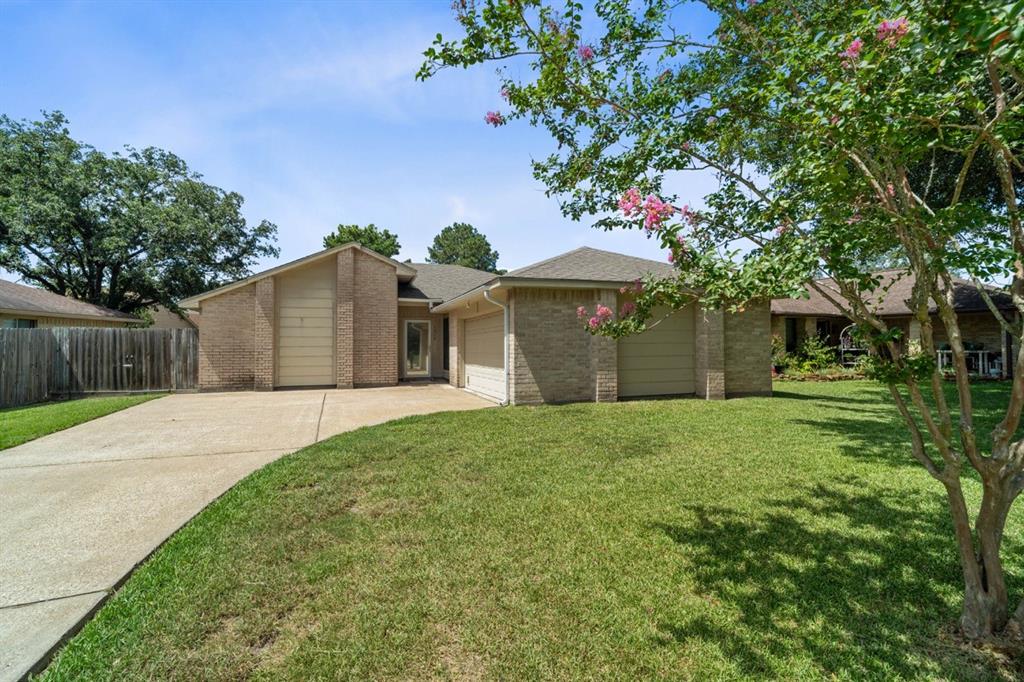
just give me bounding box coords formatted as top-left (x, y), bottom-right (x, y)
top-left (421, 0), bottom-right (1024, 641)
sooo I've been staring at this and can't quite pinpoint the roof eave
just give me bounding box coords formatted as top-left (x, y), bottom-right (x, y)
top-left (0, 307), bottom-right (135, 323)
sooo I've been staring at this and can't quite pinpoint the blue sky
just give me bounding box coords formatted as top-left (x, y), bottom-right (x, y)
top-left (1, 0), bottom-right (719, 272)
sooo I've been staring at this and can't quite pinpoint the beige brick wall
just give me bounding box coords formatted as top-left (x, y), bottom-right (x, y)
top-left (353, 250), bottom-right (398, 386)
top-left (336, 249), bottom-right (355, 388)
top-left (509, 287), bottom-right (617, 405)
top-left (695, 306), bottom-right (725, 399)
top-left (196, 284), bottom-right (256, 390)
top-left (724, 301), bottom-right (772, 396)
top-left (254, 278), bottom-right (274, 390)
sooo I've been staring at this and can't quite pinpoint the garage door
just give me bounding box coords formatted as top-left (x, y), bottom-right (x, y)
top-left (276, 258), bottom-right (335, 387)
top-left (618, 305), bottom-right (695, 398)
top-left (464, 312), bottom-right (505, 401)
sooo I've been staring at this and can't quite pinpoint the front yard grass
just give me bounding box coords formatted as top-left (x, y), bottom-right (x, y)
top-left (1, 394), bottom-right (164, 450)
top-left (42, 381), bottom-right (1023, 680)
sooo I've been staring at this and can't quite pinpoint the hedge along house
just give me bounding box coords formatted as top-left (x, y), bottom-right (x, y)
top-left (771, 269), bottom-right (1018, 377)
top-left (180, 243), bottom-right (771, 403)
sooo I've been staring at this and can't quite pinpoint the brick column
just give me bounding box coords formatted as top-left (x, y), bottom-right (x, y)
top-left (448, 311), bottom-right (463, 388)
top-left (254, 278), bottom-right (275, 390)
top-left (336, 249), bottom-right (354, 388)
top-left (696, 305), bottom-right (725, 399)
top-left (591, 289), bottom-right (618, 402)
top-left (907, 318), bottom-right (922, 353)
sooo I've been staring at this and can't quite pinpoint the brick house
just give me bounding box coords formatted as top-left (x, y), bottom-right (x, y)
top-left (771, 269), bottom-right (1018, 377)
top-left (180, 243), bottom-right (772, 404)
top-left (0, 278), bottom-right (136, 328)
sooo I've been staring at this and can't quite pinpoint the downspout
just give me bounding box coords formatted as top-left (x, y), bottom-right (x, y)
top-left (482, 288), bottom-right (510, 406)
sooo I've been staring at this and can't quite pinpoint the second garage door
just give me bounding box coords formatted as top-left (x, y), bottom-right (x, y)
top-left (464, 312), bottom-right (505, 402)
top-left (276, 258), bottom-right (335, 387)
top-left (617, 304), bottom-right (695, 398)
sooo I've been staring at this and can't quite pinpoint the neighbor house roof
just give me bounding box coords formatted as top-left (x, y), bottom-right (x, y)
top-left (771, 269), bottom-right (1015, 317)
top-left (179, 243), bottom-right (417, 308)
top-left (0, 279), bottom-right (136, 323)
top-left (398, 263), bottom-right (496, 302)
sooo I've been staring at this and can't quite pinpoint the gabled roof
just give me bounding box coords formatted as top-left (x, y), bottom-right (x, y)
top-left (431, 246), bottom-right (677, 313)
top-left (398, 263), bottom-right (495, 302)
top-left (0, 279), bottom-right (136, 322)
top-left (771, 269), bottom-right (1015, 317)
top-left (180, 243), bottom-right (417, 308)
top-left (505, 246), bottom-right (675, 282)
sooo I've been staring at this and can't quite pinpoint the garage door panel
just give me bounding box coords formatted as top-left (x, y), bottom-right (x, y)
top-left (276, 259), bottom-right (336, 387)
top-left (618, 304), bottom-right (695, 398)
top-left (464, 313), bottom-right (505, 401)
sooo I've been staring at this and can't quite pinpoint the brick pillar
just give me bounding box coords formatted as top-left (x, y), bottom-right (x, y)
top-left (448, 311), bottom-right (463, 388)
top-left (696, 305), bottom-right (725, 399)
top-left (592, 289), bottom-right (618, 402)
top-left (254, 278), bottom-right (275, 390)
top-left (336, 249), bottom-right (354, 388)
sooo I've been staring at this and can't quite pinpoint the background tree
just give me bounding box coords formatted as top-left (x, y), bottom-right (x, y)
top-left (423, 0), bottom-right (1024, 642)
top-left (323, 223), bottom-right (401, 257)
top-left (0, 112), bottom-right (278, 315)
top-left (427, 222), bottom-right (501, 272)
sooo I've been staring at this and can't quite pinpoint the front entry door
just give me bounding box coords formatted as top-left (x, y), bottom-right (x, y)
top-left (404, 320), bottom-right (431, 378)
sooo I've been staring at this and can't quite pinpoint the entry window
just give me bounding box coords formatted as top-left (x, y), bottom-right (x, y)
top-left (405, 320), bottom-right (430, 377)
top-left (442, 317), bottom-right (450, 371)
top-left (1, 318), bottom-right (37, 328)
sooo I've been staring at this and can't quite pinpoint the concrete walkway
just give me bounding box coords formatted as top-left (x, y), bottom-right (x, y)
top-left (0, 384), bottom-right (493, 681)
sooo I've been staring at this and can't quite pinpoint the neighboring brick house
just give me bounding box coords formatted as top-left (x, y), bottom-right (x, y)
top-left (180, 243), bottom-right (772, 403)
top-left (772, 269), bottom-right (1017, 377)
top-left (0, 278), bottom-right (136, 328)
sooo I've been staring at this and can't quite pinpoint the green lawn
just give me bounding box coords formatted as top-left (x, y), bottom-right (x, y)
top-left (41, 382), bottom-right (1023, 680)
top-left (1, 394), bottom-right (164, 450)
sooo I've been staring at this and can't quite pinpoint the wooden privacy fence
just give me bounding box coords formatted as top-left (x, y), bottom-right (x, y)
top-left (0, 327), bottom-right (198, 408)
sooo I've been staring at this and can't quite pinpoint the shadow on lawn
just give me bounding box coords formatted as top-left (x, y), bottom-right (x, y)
top-left (650, 481), bottom-right (1017, 679)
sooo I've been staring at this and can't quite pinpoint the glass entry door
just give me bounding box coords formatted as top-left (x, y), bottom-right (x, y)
top-left (404, 320), bottom-right (431, 377)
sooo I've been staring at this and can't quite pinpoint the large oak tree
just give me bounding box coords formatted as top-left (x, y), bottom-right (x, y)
top-left (0, 112), bottom-right (278, 315)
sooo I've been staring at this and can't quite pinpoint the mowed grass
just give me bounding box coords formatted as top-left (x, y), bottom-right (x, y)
top-left (1, 394), bottom-right (163, 450)
top-left (41, 382), bottom-right (1023, 680)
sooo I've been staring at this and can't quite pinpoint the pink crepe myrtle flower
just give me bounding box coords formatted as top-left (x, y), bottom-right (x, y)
top-left (596, 304), bottom-right (614, 321)
top-left (485, 111), bottom-right (505, 126)
top-left (618, 187), bottom-right (643, 216)
top-left (877, 17), bottom-right (909, 46)
top-left (576, 305), bottom-right (587, 319)
top-left (620, 301), bottom-right (636, 317)
top-left (667, 252), bottom-right (675, 263)
top-left (643, 194), bottom-right (674, 231)
top-left (500, 87), bottom-right (510, 101)
top-left (632, 279), bottom-right (644, 294)
top-left (840, 37), bottom-right (864, 65)
top-left (886, 182), bottom-right (896, 197)
top-left (679, 204), bottom-right (698, 226)
top-left (578, 44), bottom-right (595, 61)
top-left (588, 316), bottom-right (601, 330)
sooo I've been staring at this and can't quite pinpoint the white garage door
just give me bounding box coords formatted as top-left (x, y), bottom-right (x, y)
top-left (464, 312), bottom-right (505, 401)
top-left (618, 305), bottom-right (695, 398)
top-left (276, 259), bottom-right (335, 387)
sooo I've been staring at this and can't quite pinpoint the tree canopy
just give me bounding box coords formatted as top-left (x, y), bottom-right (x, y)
top-left (423, 0), bottom-right (1024, 642)
top-left (427, 222), bottom-right (501, 272)
top-left (323, 223), bottom-right (401, 257)
top-left (0, 112), bottom-right (279, 315)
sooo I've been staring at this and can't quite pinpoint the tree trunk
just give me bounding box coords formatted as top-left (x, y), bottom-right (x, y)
top-left (952, 480), bottom-right (1014, 640)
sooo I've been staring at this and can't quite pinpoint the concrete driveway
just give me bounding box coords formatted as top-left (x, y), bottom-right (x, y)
top-left (0, 384), bottom-right (492, 681)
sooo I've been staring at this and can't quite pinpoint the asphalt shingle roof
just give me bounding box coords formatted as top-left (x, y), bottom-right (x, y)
top-left (770, 269), bottom-right (1014, 317)
top-left (505, 246), bottom-right (676, 282)
top-left (400, 263), bottom-right (496, 302)
top-left (0, 279), bottom-right (135, 321)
